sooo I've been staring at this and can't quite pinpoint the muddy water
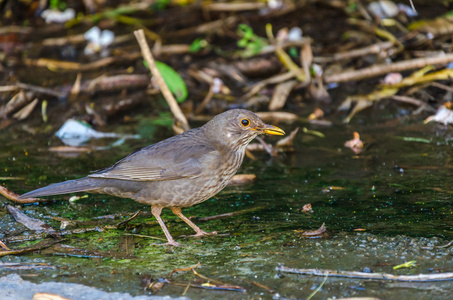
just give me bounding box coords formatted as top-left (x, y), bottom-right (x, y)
top-left (1, 109), bottom-right (452, 299)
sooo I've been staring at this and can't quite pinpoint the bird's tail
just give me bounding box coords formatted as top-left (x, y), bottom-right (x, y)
top-left (18, 178), bottom-right (97, 199)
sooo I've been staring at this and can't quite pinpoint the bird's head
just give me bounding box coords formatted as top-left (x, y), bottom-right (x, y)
top-left (203, 109), bottom-right (285, 151)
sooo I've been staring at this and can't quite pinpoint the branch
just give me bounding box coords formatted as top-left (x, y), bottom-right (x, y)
top-left (133, 29), bottom-right (190, 131)
top-left (276, 265), bottom-right (453, 282)
top-left (325, 53), bottom-right (453, 83)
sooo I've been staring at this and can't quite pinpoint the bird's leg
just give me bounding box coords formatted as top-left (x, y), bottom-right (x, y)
top-left (151, 206), bottom-right (182, 247)
top-left (170, 207), bottom-right (217, 237)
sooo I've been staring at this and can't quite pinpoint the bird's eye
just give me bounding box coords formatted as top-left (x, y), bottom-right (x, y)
top-left (241, 118), bottom-right (250, 127)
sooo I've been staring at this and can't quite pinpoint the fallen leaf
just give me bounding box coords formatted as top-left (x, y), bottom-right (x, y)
top-left (228, 174), bottom-right (257, 185)
top-left (344, 132), bottom-right (364, 154)
top-left (301, 203), bottom-right (313, 213)
top-left (299, 223), bottom-right (327, 236)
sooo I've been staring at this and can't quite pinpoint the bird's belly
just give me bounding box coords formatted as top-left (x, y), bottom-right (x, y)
top-left (133, 171), bottom-right (234, 207)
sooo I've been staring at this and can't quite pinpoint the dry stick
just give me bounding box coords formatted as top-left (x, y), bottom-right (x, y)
top-left (196, 205), bottom-right (266, 222)
top-left (325, 54), bottom-right (453, 83)
top-left (170, 16), bottom-right (239, 37)
top-left (116, 210), bottom-right (141, 227)
top-left (390, 95), bottom-right (436, 112)
top-left (23, 52), bottom-right (141, 72)
top-left (0, 184), bottom-right (53, 204)
top-left (194, 84), bottom-right (214, 115)
top-left (16, 82), bottom-right (66, 98)
top-left (314, 41), bottom-right (394, 63)
top-left (133, 29), bottom-right (190, 131)
top-left (0, 239), bottom-right (61, 257)
top-left (169, 262), bottom-right (201, 277)
top-left (205, 2), bottom-right (266, 11)
top-left (242, 71), bottom-right (296, 100)
top-left (420, 240), bottom-right (453, 250)
top-left (276, 265), bottom-right (453, 282)
top-left (0, 240), bottom-right (11, 250)
top-left (431, 81), bottom-right (453, 93)
top-left (3, 226), bottom-right (112, 244)
top-left (0, 91), bottom-right (32, 117)
top-left (0, 86), bottom-right (19, 92)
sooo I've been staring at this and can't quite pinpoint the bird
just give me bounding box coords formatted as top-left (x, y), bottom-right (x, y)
top-left (19, 109), bottom-right (285, 246)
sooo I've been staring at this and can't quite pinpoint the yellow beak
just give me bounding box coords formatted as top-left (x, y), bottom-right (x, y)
top-left (252, 124), bottom-right (285, 136)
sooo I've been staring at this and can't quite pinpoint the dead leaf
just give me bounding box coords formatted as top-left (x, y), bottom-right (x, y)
top-left (13, 98), bottom-right (38, 120)
top-left (228, 174), bottom-right (257, 185)
top-left (354, 228), bottom-right (367, 232)
top-left (276, 127), bottom-right (299, 148)
top-left (269, 80), bottom-right (297, 111)
top-left (299, 223), bottom-right (327, 236)
top-left (301, 203), bottom-right (313, 213)
top-left (344, 132), bottom-right (364, 154)
top-left (7, 205), bottom-right (57, 236)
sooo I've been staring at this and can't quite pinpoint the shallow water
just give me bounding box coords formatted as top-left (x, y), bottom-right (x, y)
top-left (1, 108), bottom-right (453, 299)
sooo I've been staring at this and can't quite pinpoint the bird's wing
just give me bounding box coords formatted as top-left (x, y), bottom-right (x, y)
top-left (88, 140), bottom-right (216, 182)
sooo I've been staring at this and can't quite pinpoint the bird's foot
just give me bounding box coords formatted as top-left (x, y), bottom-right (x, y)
top-left (150, 241), bottom-right (182, 247)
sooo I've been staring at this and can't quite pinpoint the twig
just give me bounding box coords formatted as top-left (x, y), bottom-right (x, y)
top-left (23, 52), bottom-right (141, 72)
top-left (169, 262), bottom-right (201, 277)
top-left (307, 272), bottom-right (329, 300)
top-left (193, 269), bottom-right (227, 285)
top-left (276, 265), bottom-right (453, 282)
top-left (314, 41), bottom-right (394, 63)
top-left (247, 280), bottom-right (276, 294)
top-left (0, 86), bottom-right (19, 93)
top-left (204, 2), bottom-right (266, 11)
top-left (256, 111), bottom-right (299, 123)
top-left (165, 279), bottom-right (246, 292)
top-left (116, 210), bottom-right (141, 227)
top-left (169, 16), bottom-right (239, 37)
top-left (0, 184), bottom-right (53, 204)
top-left (255, 137), bottom-right (276, 156)
top-left (325, 53), bottom-right (453, 83)
top-left (0, 91), bottom-right (33, 117)
top-left (194, 84), bottom-right (214, 115)
top-left (390, 95), bottom-right (435, 112)
top-left (0, 240), bottom-right (10, 250)
top-left (266, 24), bottom-right (305, 82)
top-left (242, 71), bottom-right (296, 100)
top-left (420, 240), bottom-right (453, 250)
top-left (133, 29), bottom-right (190, 131)
top-left (0, 262), bottom-right (56, 270)
top-left (16, 82), bottom-right (66, 99)
top-left (196, 206), bottom-right (266, 222)
top-left (0, 239), bottom-right (61, 257)
top-left (2, 226), bottom-right (111, 244)
top-left (431, 82), bottom-right (453, 93)
top-left (123, 233), bottom-right (166, 242)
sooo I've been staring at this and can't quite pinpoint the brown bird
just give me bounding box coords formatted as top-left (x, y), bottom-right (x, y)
top-left (19, 109), bottom-right (285, 246)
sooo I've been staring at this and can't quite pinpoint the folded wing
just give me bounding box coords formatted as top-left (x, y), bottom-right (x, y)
top-left (89, 141), bottom-right (215, 182)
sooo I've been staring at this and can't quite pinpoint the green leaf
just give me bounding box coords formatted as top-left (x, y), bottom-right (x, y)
top-left (189, 38), bottom-right (208, 52)
top-left (144, 60), bottom-right (188, 103)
